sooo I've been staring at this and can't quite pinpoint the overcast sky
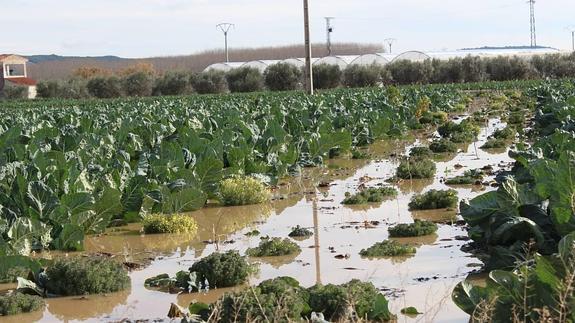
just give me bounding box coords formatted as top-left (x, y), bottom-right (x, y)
top-left (2, 0), bottom-right (575, 58)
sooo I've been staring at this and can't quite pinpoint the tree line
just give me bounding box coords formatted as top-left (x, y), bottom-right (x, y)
top-left (2, 52), bottom-right (574, 100)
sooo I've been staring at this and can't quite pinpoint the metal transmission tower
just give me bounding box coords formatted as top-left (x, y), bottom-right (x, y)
top-left (303, 0), bottom-right (313, 95)
top-left (384, 38), bottom-right (396, 54)
top-left (216, 23), bottom-right (234, 62)
top-left (528, 0), bottom-right (537, 47)
top-left (325, 17), bottom-right (334, 56)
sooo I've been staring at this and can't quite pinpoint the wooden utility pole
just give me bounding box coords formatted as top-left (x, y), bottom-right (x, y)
top-left (303, 0), bottom-right (314, 95)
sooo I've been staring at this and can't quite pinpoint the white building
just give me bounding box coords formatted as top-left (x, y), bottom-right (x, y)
top-left (0, 54), bottom-right (37, 99)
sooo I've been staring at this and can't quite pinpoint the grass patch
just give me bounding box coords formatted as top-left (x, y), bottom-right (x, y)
top-left (491, 126), bottom-right (516, 140)
top-left (396, 159), bottom-right (436, 179)
top-left (288, 225), bottom-right (313, 238)
top-left (219, 176), bottom-right (271, 206)
top-left (507, 112), bottom-right (525, 124)
top-left (351, 149), bottom-right (370, 159)
top-left (246, 237), bottom-right (301, 257)
top-left (142, 214), bottom-right (198, 234)
top-left (189, 251), bottom-right (254, 289)
top-left (388, 220), bottom-right (438, 237)
top-left (408, 189), bottom-right (458, 210)
top-left (342, 187), bottom-right (398, 205)
top-left (445, 169), bottom-right (484, 185)
top-left (360, 240), bottom-right (416, 257)
top-left (481, 138), bottom-right (507, 149)
top-left (0, 293), bottom-right (44, 316)
top-left (244, 229), bottom-right (260, 237)
top-left (429, 138), bottom-right (458, 153)
top-left (45, 257), bottom-right (130, 296)
top-left (437, 119), bottom-right (480, 143)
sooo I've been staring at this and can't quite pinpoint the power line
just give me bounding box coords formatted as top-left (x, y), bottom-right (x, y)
top-left (528, 0), bottom-right (536, 47)
top-left (216, 23), bottom-right (234, 62)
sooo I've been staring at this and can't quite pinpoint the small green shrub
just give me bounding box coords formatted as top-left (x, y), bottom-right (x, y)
top-left (190, 70), bottom-right (227, 94)
top-left (388, 220), bottom-right (438, 237)
top-left (0, 293), bottom-right (44, 316)
top-left (491, 126), bottom-right (516, 140)
top-left (226, 67), bottom-right (264, 93)
top-left (343, 64), bottom-right (382, 88)
top-left (429, 138), bottom-right (458, 153)
top-left (142, 214), bottom-right (198, 234)
top-left (2, 86), bottom-right (27, 100)
top-left (408, 189), bottom-right (458, 210)
top-left (87, 76), bottom-right (123, 98)
top-left (508, 112), bottom-right (525, 124)
top-left (359, 240), bottom-right (416, 257)
top-left (45, 257), bottom-right (130, 296)
top-left (396, 159), bottom-right (436, 179)
top-left (313, 64), bottom-right (342, 89)
top-left (342, 187), bottom-right (398, 205)
top-left (122, 71), bottom-right (154, 97)
top-left (264, 63), bottom-right (302, 91)
top-left (219, 176), bottom-right (270, 206)
top-left (437, 119), bottom-right (480, 143)
top-left (189, 251), bottom-right (253, 289)
top-left (409, 146), bottom-right (433, 160)
top-left (288, 225), bottom-right (313, 238)
top-left (246, 237), bottom-right (301, 257)
top-left (153, 72), bottom-right (190, 96)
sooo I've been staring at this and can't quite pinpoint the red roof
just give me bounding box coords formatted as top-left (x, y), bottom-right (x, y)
top-left (0, 54), bottom-right (10, 60)
top-left (6, 77), bottom-right (37, 86)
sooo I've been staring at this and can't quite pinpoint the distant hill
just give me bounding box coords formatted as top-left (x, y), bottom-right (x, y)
top-left (26, 43), bottom-right (382, 80)
top-left (26, 54), bottom-right (124, 64)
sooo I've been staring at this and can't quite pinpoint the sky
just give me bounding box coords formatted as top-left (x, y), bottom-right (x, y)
top-left (2, 0), bottom-right (575, 58)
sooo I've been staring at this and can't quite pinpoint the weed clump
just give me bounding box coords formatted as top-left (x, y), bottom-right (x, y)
top-left (419, 111), bottom-right (448, 125)
top-left (481, 138), bottom-right (507, 149)
top-left (342, 187), bottom-right (398, 205)
top-left (216, 277), bottom-right (308, 322)
top-left (189, 251), bottom-right (253, 289)
top-left (246, 237), bottom-right (301, 257)
top-left (0, 293), bottom-right (44, 316)
top-left (491, 126), bottom-right (516, 140)
top-left (408, 189), bottom-right (458, 210)
top-left (359, 240), bottom-right (416, 257)
top-left (445, 169), bottom-right (484, 185)
top-left (219, 176), bottom-right (271, 206)
top-left (288, 225), bottom-right (313, 238)
top-left (388, 220), bottom-right (438, 237)
top-left (409, 146), bottom-right (433, 159)
top-left (429, 138), bottom-right (458, 153)
top-left (45, 257), bottom-right (130, 296)
top-left (142, 214), bottom-right (198, 234)
top-left (396, 159), bottom-right (436, 179)
top-left (351, 149), bottom-right (370, 159)
top-left (437, 119), bottom-right (480, 143)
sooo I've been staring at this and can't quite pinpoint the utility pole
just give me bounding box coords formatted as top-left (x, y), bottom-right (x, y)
top-left (384, 38), bottom-right (396, 54)
top-left (216, 23), bottom-right (234, 62)
top-left (568, 26), bottom-right (575, 52)
top-left (303, 0), bottom-right (314, 95)
top-left (528, 0), bottom-right (537, 47)
top-left (325, 17), bottom-right (334, 56)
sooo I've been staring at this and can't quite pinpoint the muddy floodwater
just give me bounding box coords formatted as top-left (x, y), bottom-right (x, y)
top-left (1, 117), bottom-right (513, 323)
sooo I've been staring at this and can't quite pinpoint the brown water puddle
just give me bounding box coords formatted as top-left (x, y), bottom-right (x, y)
top-left (2, 118), bottom-right (513, 323)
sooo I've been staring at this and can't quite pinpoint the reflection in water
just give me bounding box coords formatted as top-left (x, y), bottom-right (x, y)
top-left (47, 289), bottom-right (130, 321)
top-left (249, 252), bottom-right (301, 269)
top-left (396, 179), bottom-right (434, 194)
top-left (312, 196), bottom-right (321, 285)
top-left (411, 209), bottom-right (458, 223)
top-left (391, 233), bottom-right (439, 246)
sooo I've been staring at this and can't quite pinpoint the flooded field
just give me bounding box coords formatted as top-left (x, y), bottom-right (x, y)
top-left (1, 117), bottom-right (513, 323)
